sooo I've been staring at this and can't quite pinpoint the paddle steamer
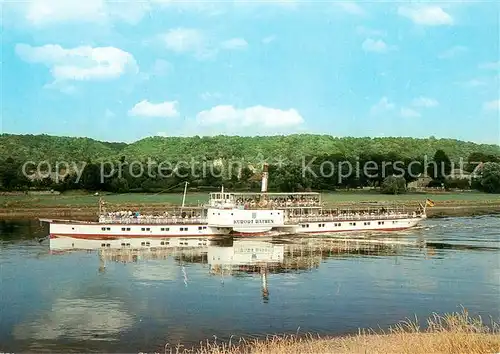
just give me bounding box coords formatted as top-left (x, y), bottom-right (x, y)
top-left (42, 164), bottom-right (430, 240)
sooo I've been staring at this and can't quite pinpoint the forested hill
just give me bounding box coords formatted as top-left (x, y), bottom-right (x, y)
top-left (0, 134), bottom-right (126, 162)
top-left (1, 133), bottom-right (499, 163)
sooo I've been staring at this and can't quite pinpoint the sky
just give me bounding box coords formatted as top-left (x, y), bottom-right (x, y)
top-left (0, 0), bottom-right (499, 144)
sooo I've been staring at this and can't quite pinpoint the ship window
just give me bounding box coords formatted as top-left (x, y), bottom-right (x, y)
top-left (146, 228), bottom-right (150, 231)
top-left (141, 242), bottom-right (145, 246)
top-left (107, 227), bottom-right (111, 231)
top-left (101, 243), bottom-right (106, 247)
top-left (121, 227), bottom-right (126, 231)
top-left (231, 213), bottom-right (233, 215)
top-left (141, 228), bottom-right (145, 231)
top-left (198, 226), bottom-right (202, 230)
top-left (126, 243), bottom-right (130, 246)
top-left (166, 241), bottom-right (170, 245)
top-left (185, 227), bottom-right (188, 231)
top-left (121, 243), bottom-right (125, 246)
top-left (101, 227), bottom-right (106, 231)
top-left (306, 224), bottom-right (309, 228)
top-left (106, 244), bottom-right (110, 247)
top-left (72, 227), bottom-right (75, 230)
top-left (203, 226), bottom-right (207, 229)
top-left (318, 223), bottom-right (321, 227)
top-left (161, 241), bottom-right (165, 245)
top-left (146, 242), bottom-right (150, 246)
top-left (127, 228), bottom-right (131, 231)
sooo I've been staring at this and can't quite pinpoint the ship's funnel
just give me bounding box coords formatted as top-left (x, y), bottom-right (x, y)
top-left (261, 163), bottom-right (269, 193)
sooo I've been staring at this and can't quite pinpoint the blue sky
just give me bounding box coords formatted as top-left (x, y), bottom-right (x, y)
top-left (1, 0), bottom-right (499, 144)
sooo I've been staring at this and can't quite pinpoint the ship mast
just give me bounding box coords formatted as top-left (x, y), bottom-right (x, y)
top-left (261, 163), bottom-right (269, 194)
top-left (181, 181), bottom-right (188, 208)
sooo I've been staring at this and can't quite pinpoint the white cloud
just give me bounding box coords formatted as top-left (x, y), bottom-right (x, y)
top-left (262, 35), bottom-right (276, 44)
top-left (220, 38), bottom-right (248, 50)
top-left (12, 0), bottom-right (148, 26)
top-left (370, 97), bottom-right (395, 115)
top-left (15, 43), bottom-right (138, 82)
top-left (196, 105), bottom-right (304, 128)
top-left (438, 45), bottom-right (467, 59)
top-left (162, 28), bottom-right (248, 59)
top-left (483, 99), bottom-right (500, 111)
top-left (400, 107), bottom-right (421, 118)
top-left (334, 2), bottom-right (366, 16)
top-left (163, 28), bottom-right (207, 54)
top-left (200, 92), bottom-right (223, 101)
top-left (398, 5), bottom-right (453, 26)
top-left (479, 61), bottom-right (500, 70)
top-left (412, 97), bottom-right (439, 108)
top-left (128, 100), bottom-right (179, 118)
top-left (23, 0), bottom-right (106, 26)
top-left (356, 26), bottom-right (385, 37)
top-left (362, 38), bottom-right (391, 53)
top-left (43, 81), bottom-right (77, 95)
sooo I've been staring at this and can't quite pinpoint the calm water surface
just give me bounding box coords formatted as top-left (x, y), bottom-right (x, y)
top-left (0, 216), bottom-right (499, 352)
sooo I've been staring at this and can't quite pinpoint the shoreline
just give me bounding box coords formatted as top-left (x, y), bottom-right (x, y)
top-left (169, 309), bottom-right (499, 354)
top-left (1, 200), bottom-right (499, 220)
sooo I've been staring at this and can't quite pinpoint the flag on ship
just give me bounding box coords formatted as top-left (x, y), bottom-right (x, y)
top-left (426, 199), bottom-right (435, 207)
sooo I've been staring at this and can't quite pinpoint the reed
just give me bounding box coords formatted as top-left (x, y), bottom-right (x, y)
top-left (162, 308), bottom-right (500, 354)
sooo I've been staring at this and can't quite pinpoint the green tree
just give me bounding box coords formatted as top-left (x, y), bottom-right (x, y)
top-left (110, 177), bottom-right (130, 193)
top-left (479, 162), bottom-right (500, 193)
top-left (427, 149), bottom-right (452, 183)
top-left (381, 175), bottom-right (407, 194)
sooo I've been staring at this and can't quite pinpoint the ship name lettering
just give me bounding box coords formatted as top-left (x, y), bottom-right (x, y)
top-left (233, 219), bottom-right (274, 224)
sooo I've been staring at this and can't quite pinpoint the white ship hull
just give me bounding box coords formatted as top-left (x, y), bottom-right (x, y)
top-left (45, 214), bottom-right (425, 241)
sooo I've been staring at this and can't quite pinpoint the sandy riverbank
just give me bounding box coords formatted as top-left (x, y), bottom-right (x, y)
top-left (165, 309), bottom-right (499, 354)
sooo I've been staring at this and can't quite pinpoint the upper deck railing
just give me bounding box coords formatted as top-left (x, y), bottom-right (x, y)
top-left (98, 216), bottom-right (208, 225)
top-left (285, 211), bottom-right (422, 224)
top-left (208, 192), bottom-right (322, 209)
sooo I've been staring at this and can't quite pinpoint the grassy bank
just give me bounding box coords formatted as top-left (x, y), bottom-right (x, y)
top-left (168, 309), bottom-right (499, 354)
top-left (0, 191), bottom-right (499, 220)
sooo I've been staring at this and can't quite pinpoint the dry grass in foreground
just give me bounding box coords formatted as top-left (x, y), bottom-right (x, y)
top-left (163, 309), bottom-right (500, 354)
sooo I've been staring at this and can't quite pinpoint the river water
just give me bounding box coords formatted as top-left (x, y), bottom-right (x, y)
top-left (0, 216), bottom-right (499, 352)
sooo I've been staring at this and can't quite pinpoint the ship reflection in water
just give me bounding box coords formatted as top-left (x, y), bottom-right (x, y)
top-left (50, 234), bottom-right (419, 303)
